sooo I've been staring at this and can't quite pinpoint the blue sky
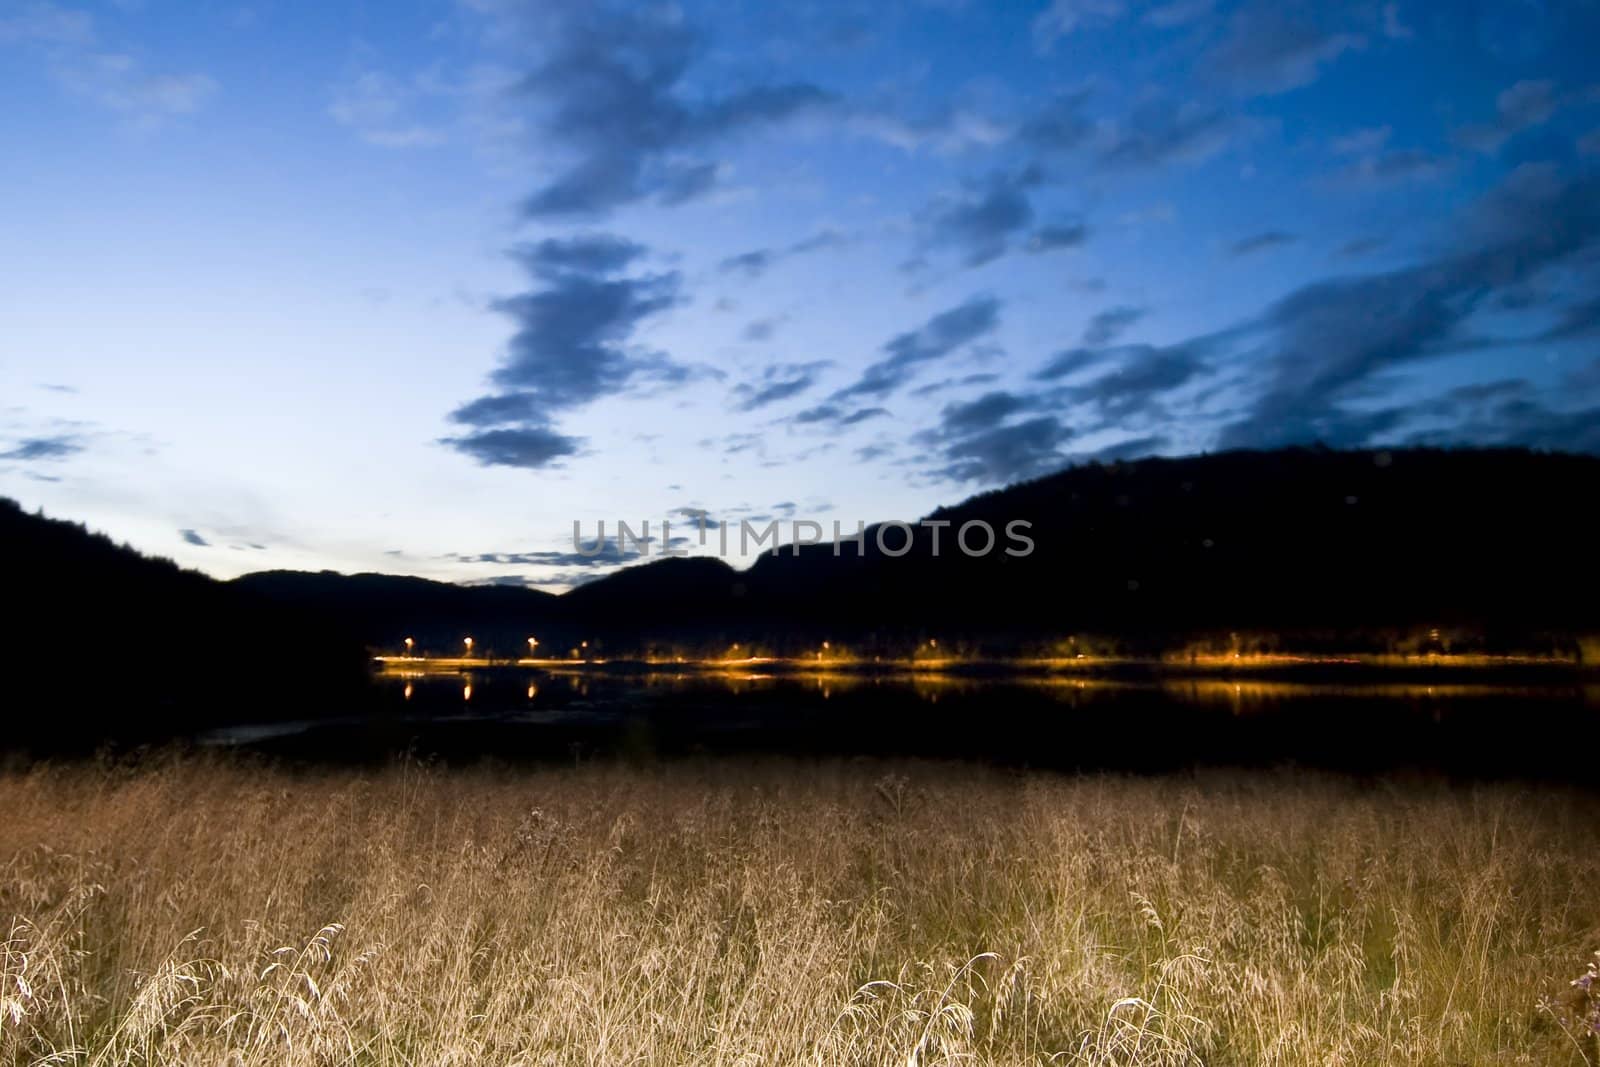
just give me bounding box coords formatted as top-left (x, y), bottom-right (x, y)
top-left (3, 0), bottom-right (1599, 588)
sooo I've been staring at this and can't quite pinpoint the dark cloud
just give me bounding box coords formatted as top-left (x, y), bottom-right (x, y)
top-left (1219, 164), bottom-right (1600, 449)
top-left (1066, 344), bottom-right (1208, 421)
top-left (718, 228), bottom-right (849, 280)
top-left (1229, 230), bottom-right (1296, 256)
top-left (1455, 79), bottom-right (1560, 154)
top-left (918, 169), bottom-right (1038, 268)
top-left (179, 529), bottom-right (211, 547)
top-left (442, 426), bottom-right (583, 469)
top-left (719, 250), bottom-right (773, 278)
top-left (1541, 294), bottom-right (1600, 340)
top-left (910, 388), bottom-right (1073, 485)
top-left (512, 4), bottom-right (830, 217)
top-left (1335, 236), bottom-right (1387, 259)
top-left (1400, 379), bottom-right (1600, 454)
top-left (1025, 220), bottom-right (1090, 254)
top-left (935, 414), bottom-right (1075, 485)
top-left (1082, 306), bottom-right (1145, 346)
top-left (1203, 5), bottom-right (1363, 95)
top-left (832, 295), bottom-right (1002, 400)
top-left (1144, 0), bottom-right (1213, 28)
top-left (1017, 90), bottom-right (1095, 155)
top-left (732, 360), bottom-right (829, 411)
top-left (909, 372), bottom-right (1002, 398)
top-left (939, 390), bottom-right (1030, 435)
top-left (1093, 434), bottom-right (1171, 461)
top-left (1097, 98), bottom-right (1243, 169)
top-left (1337, 148), bottom-right (1454, 186)
top-left (838, 406), bottom-right (889, 426)
top-left (788, 403), bottom-right (888, 427)
top-left (0, 435), bottom-right (82, 461)
top-left (740, 317), bottom-right (783, 342)
top-left (450, 531), bottom-right (689, 571)
top-left (1034, 348), bottom-right (1100, 381)
top-left (514, 232), bottom-right (646, 277)
top-left (443, 233), bottom-right (684, 469)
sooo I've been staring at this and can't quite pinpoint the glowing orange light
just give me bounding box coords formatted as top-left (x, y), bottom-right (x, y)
top-left (462, 683), bottom-right (473, 701)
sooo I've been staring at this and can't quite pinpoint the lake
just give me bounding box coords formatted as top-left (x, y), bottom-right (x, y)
top-left (196, 666), bottom-right (1600, 781)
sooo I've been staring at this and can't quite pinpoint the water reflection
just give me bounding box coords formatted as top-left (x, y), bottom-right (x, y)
top-left (198, 664), bottom-right (1600, 780)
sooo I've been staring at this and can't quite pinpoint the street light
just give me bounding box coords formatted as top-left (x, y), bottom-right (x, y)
top-left (527, 637), bottom-right (539, 657)
top-left (404, 636), bottom-right (414, 658)
top-left (463, 637), bottom-right (474, 659)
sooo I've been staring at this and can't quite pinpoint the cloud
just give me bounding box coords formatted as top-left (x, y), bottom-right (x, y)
top-left (1065, 344), bottom-right (1208, 421)
top-left (740, 317), bottom-right (783, 342)
top-left (1455, 79), bottom-right (1560, 154)
top-left (2, 6), bottom-right (216, 130)
top-left (1540, 294), bottom-right (1600, 341)
top-left (328, 69), bottom-right (447, 149)
top-left (1082, 306), bottom-right (1145, 346)
top-left (1399, 379), bottom-right (1600, 454)
top-left (1335, 237), bottom-right (1387, 259)
top-left (1034, 348), bottom-right (1100, 381)
top-left (507, 3), bottom-right (830, 217)
top-left (1092, 434), bottom-right (1171, 461)
top-left (1096, 98), bottom-right (1244, 169)
top-left (1017, 90), bottom-right (1095, 155)
top-left (732, 361), bottom-right (829, 411)
top-left (788, 403), bottom-right (889, 427)
top-left (932, 411), bottom-right (1075, 484)
top-left (939, 390), bottom-right (1031, 435)
top-left (179, 529), bottom-right (211, 547)
top-left (1331, 147), bottom-right (1453, 187)
top-left (441, 426), bottom-right (583, 469)
top-left (718, 229), bottom-right (849, 280)
top-left (831, 295), bottom-right (1002, 400)
top-left (0, 434), bottom-right (82, 461)
top-left (917, 169), bottom-right (1038, 268)
top-left (1144, 0), bottom-right (1213, 28)
top-left (448, 530), bottom-right (690, 571)
top-left (1032, 0), bottom-right (1126, 52)
top-left (1218, 163), bottom-right (1600, 449)
top-left (1229, 230), bottom-right (1296, 256)
top-left (442, 234), bottom-right (687, 469)
top-left (1380, 3), bottom-right (1413, 40)
top-left (1025, 220), bottom-right (1090, 253)
top-left (1203, 5), bottom-right (1363, 95)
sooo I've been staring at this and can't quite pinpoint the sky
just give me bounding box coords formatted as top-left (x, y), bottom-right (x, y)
top-left (3, 0), bottom-right (1599, 589)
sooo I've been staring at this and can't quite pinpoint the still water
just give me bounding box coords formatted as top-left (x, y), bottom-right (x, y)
top-left (199, 667), bottom-right (1600, 781)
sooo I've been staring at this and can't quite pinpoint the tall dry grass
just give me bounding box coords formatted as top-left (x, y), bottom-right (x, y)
top-left (2, 754), bottom-right (1597, 1065)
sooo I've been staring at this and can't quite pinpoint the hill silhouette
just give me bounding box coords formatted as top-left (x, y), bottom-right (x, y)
top-left (0, 497), bottom-right (368, 744)
top-left (230, 447), bottom-right (1600, 659)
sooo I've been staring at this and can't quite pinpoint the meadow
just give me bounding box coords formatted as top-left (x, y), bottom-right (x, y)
top-left (2, 754), bottom-right (1598, 1066)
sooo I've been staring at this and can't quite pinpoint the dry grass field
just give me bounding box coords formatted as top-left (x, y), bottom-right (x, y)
top-left (2, 754), bottom-right (1598, 1066)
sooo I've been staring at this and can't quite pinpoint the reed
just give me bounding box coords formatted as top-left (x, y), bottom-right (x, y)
top-left (2, 753), bottom-right (1596, 1065)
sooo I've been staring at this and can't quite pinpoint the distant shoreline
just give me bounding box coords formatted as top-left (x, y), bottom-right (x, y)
top-left (374, 653), bottom-right (1600, 686)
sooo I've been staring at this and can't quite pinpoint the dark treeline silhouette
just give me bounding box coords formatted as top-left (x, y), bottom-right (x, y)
top-left (232, 447), bottom-right (1600, 660)
top-left (1, 497), bottom-right (368, 745)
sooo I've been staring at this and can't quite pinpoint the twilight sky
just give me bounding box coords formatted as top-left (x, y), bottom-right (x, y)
top-left (3, 0), bottom-right (1599, 589)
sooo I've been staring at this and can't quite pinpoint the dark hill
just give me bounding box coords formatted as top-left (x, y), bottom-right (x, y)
top-left (0, 498), bottom-right (368, 742)
top-left (735, 446), bottom-right (1600, 650)
top-left (232, 570), bottom-right (559, 659)
top-left (229, 448), bottom-right (1600, 657)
